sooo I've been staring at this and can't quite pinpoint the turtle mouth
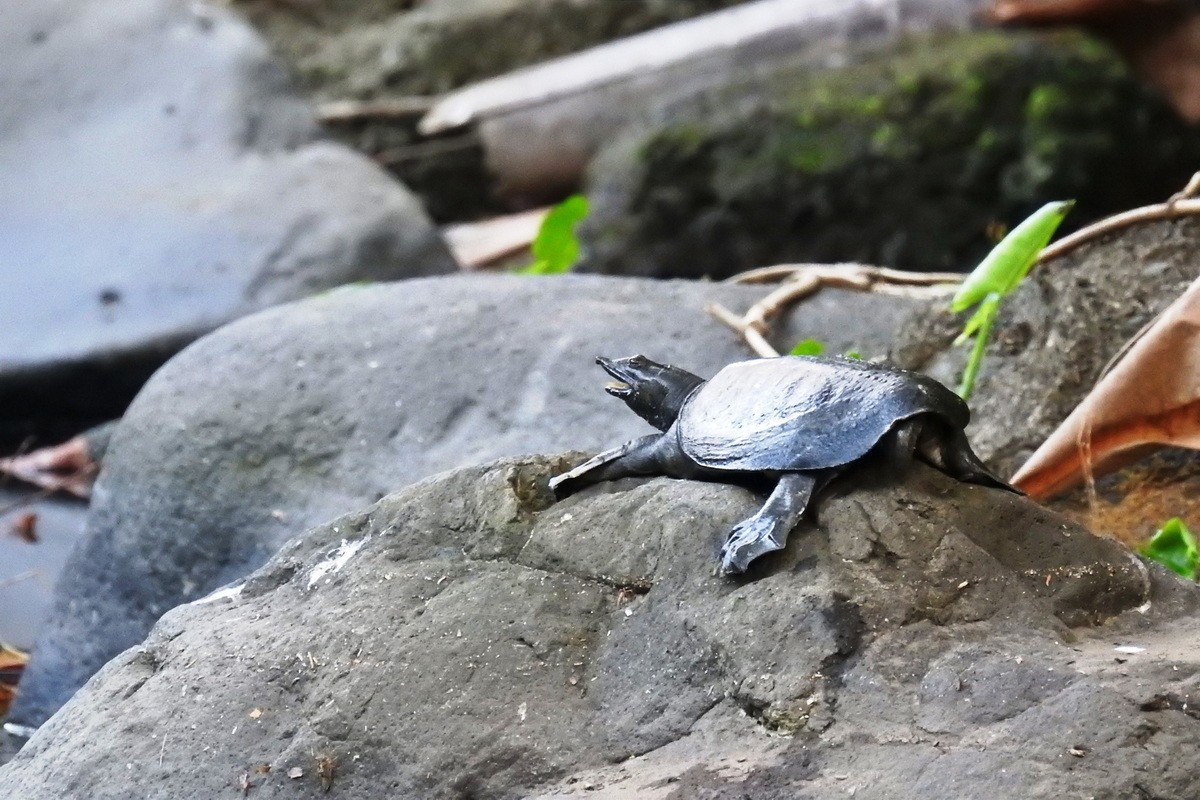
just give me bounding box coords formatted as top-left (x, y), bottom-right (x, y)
top-left (604, 380), bottom-right (632, 397)
top-left (597, 356), bottom-right (634, 398)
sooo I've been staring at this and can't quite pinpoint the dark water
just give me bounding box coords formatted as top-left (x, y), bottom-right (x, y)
top-left (0, 489), bottom-right (86, 649)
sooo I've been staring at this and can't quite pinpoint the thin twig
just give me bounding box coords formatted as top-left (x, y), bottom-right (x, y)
top-left (713, 263), bottom-right (965, 356)
top-left (706, 303), bottom-right (779, 357)
top-left (0, 570), bottom-right (40, 590)
top-left (726, 262), bottom-right (962, 286)
top-left (743, 274), bottom-right (825, 331)
top-left (1037, 197), bottom-right (1200, 264)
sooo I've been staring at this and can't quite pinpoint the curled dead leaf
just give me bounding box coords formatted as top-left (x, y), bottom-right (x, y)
top-left (1013, 274), bottom-right (1200, 498)
top-left (0, 434), bottom-right (98, 499)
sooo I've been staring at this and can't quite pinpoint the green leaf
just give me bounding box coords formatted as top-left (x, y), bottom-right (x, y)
top-left (515, 194), bottom-right (589, 275)
top-left (956, 293), bottom-right (1000, 400)
top-left (1139, 518), bottom-right (1199, 579)
top-left (951, 200), bottom-right (1074, 312)
top-left (954, 292), bottom-right (1001, 346)
top-left (790, 338), bottom-right (826, 356)
top-left (843, 349), bottom-right (863, 360)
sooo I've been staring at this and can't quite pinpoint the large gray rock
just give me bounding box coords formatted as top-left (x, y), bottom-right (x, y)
top-left (0, 0), bottom-right (455, 441)
top-left (238, 0), bottom-right (754, 101)
top-left (7, 274), bottom-right (918, 729)
top-left (4, 275), bottom-right (912, 734)
top-left (4, 453), bottom-right (1189, 799)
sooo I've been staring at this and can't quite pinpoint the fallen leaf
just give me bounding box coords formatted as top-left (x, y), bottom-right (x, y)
top-left (8, 512), bottom-right (37, 543)
top-left (988, 0), bottom-right (1200, 122)
top-left (0, 434), bottom-right (97, 498)
top-left (1, 642), bottom-right (29, 714)
top-left (1012, 274), bottom-right (1200, 498)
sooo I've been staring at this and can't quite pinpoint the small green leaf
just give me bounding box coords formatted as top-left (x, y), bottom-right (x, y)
top-left (843, 349), bottom-right (863, 360)
top-left (1139, 518), bottom-right (1199, 579)
top-left (790, 338), bottom-right (826, 356)
top-left (956, 293), bottom-right (1001, 399)
top-left (954, 292), bottom-right (1001, 346)
top-left (951, 200), bottom-right (1074, 312)
top-left (515, 194), bottom-right (589, 275)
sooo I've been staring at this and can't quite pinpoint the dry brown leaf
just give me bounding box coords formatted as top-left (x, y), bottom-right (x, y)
top-left (9, 511), bottom-right (38, 544)
top-left (0, 643), bottom-right (28, 672)
top-left (989, 0), bottom-right (1200, 122)
top-left (0, 643), bottom-right (28, 718)
top-left (1012, 274), bottom-right (1200, 498)
top-left (0, 435), bottom-right (97, 498)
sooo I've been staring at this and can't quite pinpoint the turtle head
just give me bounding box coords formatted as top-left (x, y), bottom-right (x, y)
top-left (596, 355), bottom-right (704, 432)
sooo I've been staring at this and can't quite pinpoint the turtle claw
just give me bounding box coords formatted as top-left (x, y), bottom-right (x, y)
top-left (718, 520), bottom-right (784, 575)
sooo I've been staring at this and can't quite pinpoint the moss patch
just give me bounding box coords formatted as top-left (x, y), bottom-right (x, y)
top-left (582, 30), bottom-right (1200, 279)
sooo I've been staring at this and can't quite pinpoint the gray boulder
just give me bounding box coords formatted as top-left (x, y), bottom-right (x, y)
top-left (7, 274), bottom-right (918, 729)
top-left (239, 0), bottom-right (754, 101)
top-left (0, 0), bottom-right (455, 440)
top-left (4, 452), bottom-right (1189, 799)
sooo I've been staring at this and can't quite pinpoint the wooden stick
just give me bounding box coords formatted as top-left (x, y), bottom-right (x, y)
top-left (706, 303), bottom-right (780, 358)
top-left (1038, 197), bottom-right (1200, 264)
top-left (317, 97), bottom-right (435, 125)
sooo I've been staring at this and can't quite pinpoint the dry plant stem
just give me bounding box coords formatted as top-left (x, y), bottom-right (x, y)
top-left (712, 263), bottom-right (965, 357)
top-left (742, 274), bottom-right (825, 331)
top-left (726, 263), bottom-right (963, 286)
top-left (0, 569), bottom-right (39, 590)
top-left (1167, 170), bottom-right (1200, 206)
top-left (1038, 197), bottom-right (1200, 263)
top-left (706, 303), bottom-right (780, 357)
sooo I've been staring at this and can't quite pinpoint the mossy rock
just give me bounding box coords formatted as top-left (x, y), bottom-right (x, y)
top-left (236, 0), bottom-right (751, 99)
top-left (580, 30), bottom-right (1200, 279)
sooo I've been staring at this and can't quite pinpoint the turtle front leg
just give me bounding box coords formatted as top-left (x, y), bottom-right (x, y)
top-left (550, 434), bottom-right (666, 497)
top-left (719, 471), bottom-right (826, 575)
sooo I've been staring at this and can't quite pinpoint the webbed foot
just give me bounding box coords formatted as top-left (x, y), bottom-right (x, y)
top-left (719, 518), bottom-right (784, 575)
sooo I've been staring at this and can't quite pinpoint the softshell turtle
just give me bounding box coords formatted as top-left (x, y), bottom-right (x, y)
top-left (550, 354), bottom-right (1019, 575)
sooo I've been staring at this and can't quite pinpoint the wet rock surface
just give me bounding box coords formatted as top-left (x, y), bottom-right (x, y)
top-left (580, 31), bottom-right (1200, 280)
top-left (7, 274), bottom-right (917, 729)
top-left (4, 453), bottom-right (1195, 799)
top-left (0, 0), bottom-right (456, 448)
top-left (0, 492), bottom-right (87, 650)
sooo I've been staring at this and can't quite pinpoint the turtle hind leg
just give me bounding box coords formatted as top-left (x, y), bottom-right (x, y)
top-left (549, 434), bottom-right (666, 498)
top-left (884, 416), bottom-right (925, 473)
top-left (719, 471), bottom-right (833, 575)
top-left (934, 427), bottom-right (1024, 495)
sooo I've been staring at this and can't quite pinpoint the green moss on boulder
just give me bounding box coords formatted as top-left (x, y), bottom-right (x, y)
top-left (581, 31), bottom-right (1200, 279)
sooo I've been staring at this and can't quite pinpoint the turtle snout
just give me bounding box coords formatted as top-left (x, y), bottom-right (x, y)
top-left (596, 357), bottom-right (634, 397)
